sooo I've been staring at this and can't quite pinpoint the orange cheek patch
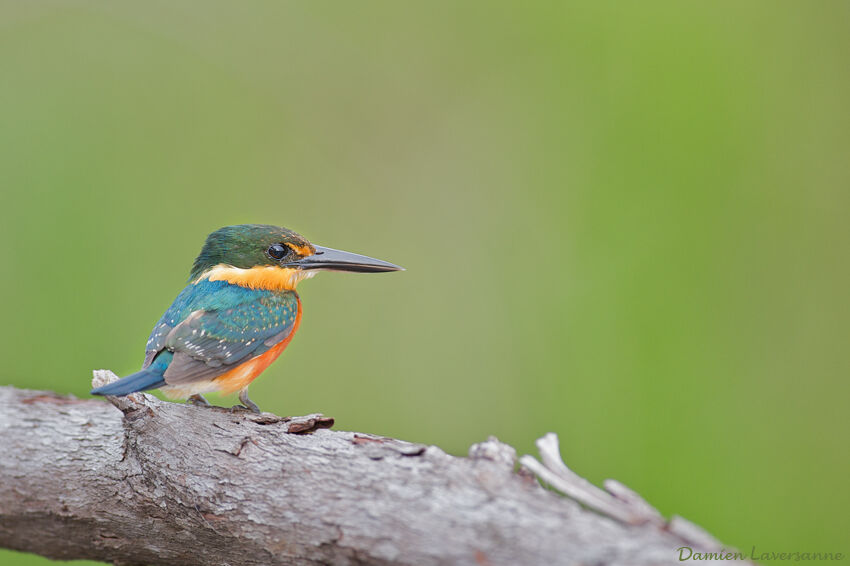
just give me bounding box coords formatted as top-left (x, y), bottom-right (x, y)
top-left (289, 243), bottom-right (315, 257)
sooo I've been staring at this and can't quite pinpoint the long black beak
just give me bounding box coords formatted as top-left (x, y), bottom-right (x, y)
top-left (285, 245), bottom-right (404, 273)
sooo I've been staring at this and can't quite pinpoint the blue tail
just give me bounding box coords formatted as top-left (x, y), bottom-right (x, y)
top-left (91, 352), bottom-right (171, 396)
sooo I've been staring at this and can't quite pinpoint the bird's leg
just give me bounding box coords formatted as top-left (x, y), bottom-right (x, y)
top-left (187, 394), bottom-right (211, 408)
top-left (238, 388), bottom-right (262, 414)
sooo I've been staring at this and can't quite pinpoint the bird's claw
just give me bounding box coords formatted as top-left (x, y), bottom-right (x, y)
top-left (229, 404), bottom-right (260, 414)
top-left (238, 389), bottom-right (262, 414)
top-left (187, 394), bottom-right (211, 408)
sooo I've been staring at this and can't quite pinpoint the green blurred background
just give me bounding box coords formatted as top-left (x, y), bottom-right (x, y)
top-left (1, 2), bottom-right (848, 564)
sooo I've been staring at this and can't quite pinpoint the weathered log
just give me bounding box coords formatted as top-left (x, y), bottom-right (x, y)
top-left (0, 371), bottom-right (742, 565)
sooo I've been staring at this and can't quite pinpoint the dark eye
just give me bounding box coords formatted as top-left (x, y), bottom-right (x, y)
top-left (267, 243), bottom-right (289, 260)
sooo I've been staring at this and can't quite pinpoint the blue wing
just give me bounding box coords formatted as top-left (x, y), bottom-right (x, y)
top-left (143, 280), bottom-right (299, 386)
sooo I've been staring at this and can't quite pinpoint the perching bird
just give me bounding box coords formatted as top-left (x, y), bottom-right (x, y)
top-left (91, 224), bottom-right (402, 413)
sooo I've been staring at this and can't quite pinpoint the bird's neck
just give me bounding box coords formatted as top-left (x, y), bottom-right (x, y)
top-left (195, 264), bottom-right (315, 291)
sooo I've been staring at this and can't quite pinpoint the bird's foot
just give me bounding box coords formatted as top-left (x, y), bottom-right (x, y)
top-left (237, 389), bottom-right (262, 414)
top-left (187, 394), bottom-right (212, 408)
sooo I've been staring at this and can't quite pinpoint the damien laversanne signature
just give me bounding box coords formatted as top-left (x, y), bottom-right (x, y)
top-left (677, 546), bottom-right (845, 562)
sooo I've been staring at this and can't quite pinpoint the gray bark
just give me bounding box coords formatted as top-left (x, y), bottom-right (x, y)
top-left (0, 371), bottom-right (745, 566)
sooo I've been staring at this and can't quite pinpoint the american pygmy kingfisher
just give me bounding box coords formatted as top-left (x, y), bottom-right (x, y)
top-left (91, 224), bottom-right (402, 413)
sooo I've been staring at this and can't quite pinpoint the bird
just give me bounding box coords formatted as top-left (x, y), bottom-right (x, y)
top-left (91, 224), bottom-right (402, 413)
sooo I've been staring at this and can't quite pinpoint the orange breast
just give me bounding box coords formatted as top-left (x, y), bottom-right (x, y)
top-left (212, 297), bottom-right (303, 395)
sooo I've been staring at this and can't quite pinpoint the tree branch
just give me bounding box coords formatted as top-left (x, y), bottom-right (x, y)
top-left (0, 371), bottom-right (744, 565)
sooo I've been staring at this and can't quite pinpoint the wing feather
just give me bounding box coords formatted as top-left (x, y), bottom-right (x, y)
top-left (142, 281), bottom-right (299, 385)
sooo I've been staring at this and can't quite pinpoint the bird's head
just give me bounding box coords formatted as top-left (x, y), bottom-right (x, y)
top-left (190, 224), bottom-right (402, 291)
